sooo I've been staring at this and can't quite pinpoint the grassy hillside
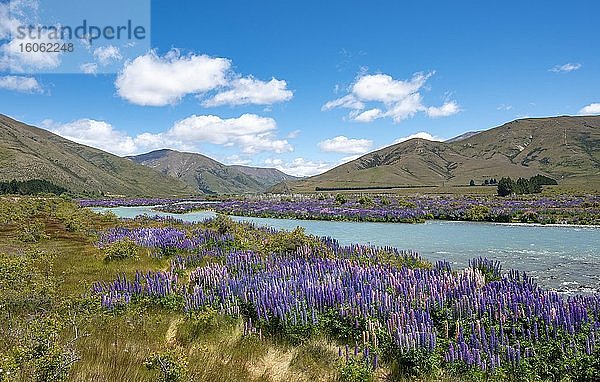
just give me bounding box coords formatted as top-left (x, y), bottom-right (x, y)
top-left (0, 114), bottom-right (195, 196)
top-left (276, 116), bottom-right (600, 193)
top-left (129, 149), bottom-right (296, 194)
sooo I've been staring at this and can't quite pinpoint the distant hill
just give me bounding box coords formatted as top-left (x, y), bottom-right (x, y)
top-left (128, 149), bottom-right (297, 194)
top-left (0, 114), bottom-right (195, 196)
top-left (271, 116), bottom-right (600, 192)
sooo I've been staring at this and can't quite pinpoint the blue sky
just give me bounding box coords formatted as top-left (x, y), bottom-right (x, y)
top-left (1, 0), bottom-right (599, 176)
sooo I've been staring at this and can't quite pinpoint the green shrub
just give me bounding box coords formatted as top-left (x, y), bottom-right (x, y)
top-left (103, 239), bottom-right (138, 262)
top-left (337, 359), bottom-right (373, 382)
top-left (465, 205), bottom-right (490, 221)
top-left (18, 219), bottom-right (48, 243)
top-left (358, 196), bottom-right (373, 206)
top-left (335, 194), bottom-right (347, 205)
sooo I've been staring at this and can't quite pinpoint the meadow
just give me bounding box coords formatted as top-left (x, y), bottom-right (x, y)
top-left (2, 196), bottom-right (600, 381)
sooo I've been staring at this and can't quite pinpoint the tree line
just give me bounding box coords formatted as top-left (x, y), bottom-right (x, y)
top-left (497, 174), bottom-right (557, 196)
top-left (0, 179), bottom-right (68, 195)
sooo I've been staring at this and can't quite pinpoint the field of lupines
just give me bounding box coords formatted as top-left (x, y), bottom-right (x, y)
top-left (2, 196), bottom-right (600, 380)
top-left (92, 216), bottom-right (600, 381)
top-left (147, 194), bottom-right (600, 225)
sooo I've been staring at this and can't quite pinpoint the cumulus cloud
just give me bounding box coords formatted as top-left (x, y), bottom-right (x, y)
top-left (426, 101), bottom-right (460, 118)
top-left (0, 75), bottom-right (41, 92)
top-left (318, 135), bottom-right (373, 154)
top-left (549, 63), bottom-right (581, 73)
top-left (169, 114), bottom-right (292, 154)
top-left (42, 119), bottom-right (139, 156)
top-left (579, 103), bottom-right (600, 115)
top-left (115, 49), bottom-right (294, 107)
top-left (1, 28), bottom-right (62, 72)
top-left (43, 113), bottom-right (293, 157)
top-left (93, 45), bottom-right (122, 65)
top-left (264, 157), bottom-right (333, 177)
top-left (323, 72), bottom-right (459, 123)
top-left (115, 49), bottom-right (231, 106)
top-left (352, 108), bottom-right (381, 122)
top-left (394, 131), bottom-right (443, 143)
top-left (203, 77), bottom-right (293, 107)
top-left (0, 1), bottom-right (62, 72)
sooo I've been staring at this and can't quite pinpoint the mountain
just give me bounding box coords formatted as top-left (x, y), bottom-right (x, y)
top-left (0, 114), bottom-right (195, 196)
top-left (445, 131), bottom-right (481, 143)
top-left (272, 116), bottom-right (600, 192)
top-left (128, 149), bottom-right (296, 194)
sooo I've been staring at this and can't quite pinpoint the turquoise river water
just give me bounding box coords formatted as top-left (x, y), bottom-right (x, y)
top-left (92, 205), bottom-right (600, 294)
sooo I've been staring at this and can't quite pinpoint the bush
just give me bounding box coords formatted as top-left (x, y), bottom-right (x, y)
top-left (337, 358), bottom-right (373, 382)
top-left (18, 219), bottom-right (48, 243)
top-left (465, 205), bottom-right (490, 221)
top-left (335, 194), bottom-right (347, 205)
top-left (103, 239), bottom-right (138, 262)
top-left (358, 196), bottom-right (373, 206)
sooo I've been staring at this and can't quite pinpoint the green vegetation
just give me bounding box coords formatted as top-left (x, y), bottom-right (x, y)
top-left (0, 179), bottom-right (68, 196)
top-left (0, 197), bottom-right (344, 381)
top-left (1, 196), bottom-right (599, 381)
top-left (497, 175), bottom-right (558, 196)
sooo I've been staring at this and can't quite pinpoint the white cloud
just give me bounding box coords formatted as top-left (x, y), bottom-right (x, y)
top-left (265, 157), bottom-right (333, 177)
top-left (384, 92), bottom-right (423, 122)
top-left (352, 108), bottom-right (381, 122)
top-left (43, 113), bottom-right (294, 157)
top-left (394, 131), bottom-right (443, 143)
top-left (323, 71), bottom-right (460, 123)
top-left (0, 75), bottom-right (41, 92)
top-left (321, 94), bottom-right (365, 111)
top-left (203, 76), bottom-right (293, 107)
top-left (93, 45), bottom-right (122, 65)
top-left (579, 103), bottom-right (600, 115)
top-left (497, 104), bottom-right (513, 111)
top-left (225, 155), bottom-right (252, 166)
top-left (0, 1), bottom-right (63, 72)
top-left (169, 114), bottom-right (292, 154)
top-left (115, 49), bottom-right (231, 106)
top-left (549, 63), bottom-right (581, 73)
top-left (115, 49), bottom-right (295, 108)
top-left (80, 62), bottom-right (98, 74)
top-left (286, 129), bottom-right (301, 139)
top-left (1, 27), bottom-right (62, 72)
top-left (0, 2), bottom-right (19, 40)
top-left (352, 72), bottom-right (430, 103)
top-left (42, 119), bottom-right (138, 156)
top-left (426, 101), bottom-right (460, 118)
top-left (318, 136), bottom-right (373, 154)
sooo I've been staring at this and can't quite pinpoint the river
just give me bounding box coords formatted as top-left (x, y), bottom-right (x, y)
top-left (92, 205), bottom-right (600, 294)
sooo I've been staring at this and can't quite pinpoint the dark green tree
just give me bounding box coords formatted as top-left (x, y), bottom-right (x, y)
top-left (497, 177), bottom-right (514, 196)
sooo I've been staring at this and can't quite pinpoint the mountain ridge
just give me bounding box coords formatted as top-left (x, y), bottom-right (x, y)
top-left (0, 114), bottom-right (195, 196)
top-left (128, 149), bottom-right (297, 194)
top-left (270, 115), bottom-right (600, 192)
